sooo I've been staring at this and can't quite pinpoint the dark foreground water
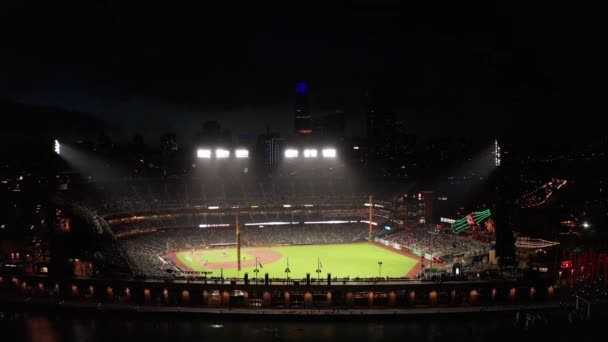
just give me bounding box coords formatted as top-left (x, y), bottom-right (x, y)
top-left (0, 309), bottom-right (599, 342)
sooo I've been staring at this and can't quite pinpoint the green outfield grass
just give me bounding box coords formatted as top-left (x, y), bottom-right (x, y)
top-left (174, 243), bottom-right (418, 279)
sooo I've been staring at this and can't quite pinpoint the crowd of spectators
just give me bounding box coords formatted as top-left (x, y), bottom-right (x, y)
top-left (383, 227), bottom-right (489, 261)
top-left (115, 223), bottom-right (490, 278)
top-left (53, 195), bottom-right (113, 236)
top-left (83, 178), bottom-right (384, 216)
top-left (57, 178), bottom-right (459, 279)
top-left (115, 223), bottom-right (381, 278)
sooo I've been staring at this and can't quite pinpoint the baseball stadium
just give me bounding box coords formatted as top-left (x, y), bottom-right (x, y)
top-left (1, 144), bottom-right (564, 311)
top-left (65, 176), bottom-right (488, 282)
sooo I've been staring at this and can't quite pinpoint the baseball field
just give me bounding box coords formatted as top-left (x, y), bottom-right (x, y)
top-left (172, 243), bottom-right (419, 279)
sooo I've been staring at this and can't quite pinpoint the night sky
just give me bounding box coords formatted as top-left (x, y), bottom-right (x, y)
top-left (0, 1), bottom-right (601, 143)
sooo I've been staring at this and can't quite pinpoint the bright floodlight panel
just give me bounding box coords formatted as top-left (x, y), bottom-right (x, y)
top-left (303, 149), bottom-right (318, 158)
top-left (285, 149), bottom-right (299, 158)
top-left (235, 149), bottom-right (249, 158)
top-left (197, 149), bottom-right (212, 158)
top-left (216, 148), bottom-right (230, 159)
top-left (322, 148), bottom-right (336, 158)
top-left (54, 140), bottom-right (61, 155)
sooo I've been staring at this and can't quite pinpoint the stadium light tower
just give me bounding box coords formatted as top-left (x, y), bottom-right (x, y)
top-left (197, 149), bottom-right (212, 159)
top-left (322, 148), bottom-right (336, 158)
top-left (54, 139), bottom-right (61, 155)
top-left (216, 148), bottom-right (230, 159)
top-left (494, 139), bottom-right (501, 167)
top-left (285, 148), bottom-right (299, 159)
top-left (303, 149), bottom-right (318, 158)
top-left (235, 149), bottom-right (249, 159)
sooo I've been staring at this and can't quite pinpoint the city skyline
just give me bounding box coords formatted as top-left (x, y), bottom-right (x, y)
top-left (1, 2), bottom-right (601, 144)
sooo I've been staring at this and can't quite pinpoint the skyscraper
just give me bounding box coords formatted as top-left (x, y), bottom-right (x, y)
top-left (197, 120), bottom-right (232, 146)
top-left (367, 109), bottom-right (396, 160)
top-left (365, 88), bottom-right (397, 160)
top-left (256, 127), bottom-right (283, 171)
top-left (294, 82), bottom-right (313, 135)
top-left (313, 110), bottom-right (346, 140)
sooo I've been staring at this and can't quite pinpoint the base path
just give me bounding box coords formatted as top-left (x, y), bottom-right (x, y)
top-left (171, 248), bottom-right (283, 271)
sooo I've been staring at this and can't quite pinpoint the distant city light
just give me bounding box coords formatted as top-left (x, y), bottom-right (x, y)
top-left (285, 149), bottom-right (299, 158)
top-left (197, 149), bottom-right (212, 159)
top-left (208, 206), bottom-right (219, 210)
top-left (54, 140), bottom-right (60, 155)
top-left (353, 146), bottom-right (360, 150)
top-left (303, 149), bottom-right (318, 158)
top-left (322, 148), bottom-right (336, 158)
top-left (283, 204), bottom-right (292, 208)
top-left (216, 148), bottom-right (230, 159)
top-left (295, 82), bottom-right (308, 93)
top-left (582, 222), bottom-right (590, 228)
top-left (235, 149), bottom-right (249, 158)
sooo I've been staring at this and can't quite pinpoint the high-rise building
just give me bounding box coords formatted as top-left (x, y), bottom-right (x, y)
top-left (160, 132), bottom-right (178, 177)
top-left (494, 139), bottom-right (515, 264)
top-left (160, 132), bottom-right (178, 154)
top-left (365, 89), bottom-right (397, 160)
top-left (367, 108), bottom-right (396, 160)
top-left (265, 137), bottom-right (283, 167)
top-left (197, 120), bottom-right (232, 146)
top-left (421, 191), bottom-right (438, 225)
top-left (314, 110), bottom-right (346, 140)
top-left (256, 127), bottom-right (283, 170)
top-left (294, 82), bottom-right (313, 135)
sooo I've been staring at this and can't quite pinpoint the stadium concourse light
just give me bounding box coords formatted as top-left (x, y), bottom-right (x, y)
top-left (303, 149), bottom-right (318, 158)
top-left (216, 148), bottom-right (230, 159)
top-left (54, 139), bottom-right (61, 155)
top-left (197, 149), bottom-right (212, 159)
top-left (322, 148), bottom-right (336, 158)
top-left (235, 149), bottom-right (249, 158)
top-left (285, 149), bottom-right (299, 158)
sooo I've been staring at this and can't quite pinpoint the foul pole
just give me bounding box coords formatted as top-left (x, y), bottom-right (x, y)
top-left (369, 194), bottom-right (373, 241)
top-left (236, 211), bottom-right (241, 272)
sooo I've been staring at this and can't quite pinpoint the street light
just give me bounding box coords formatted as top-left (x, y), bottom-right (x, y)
top-left (378, 261), bottom-right (383, 278)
